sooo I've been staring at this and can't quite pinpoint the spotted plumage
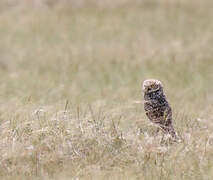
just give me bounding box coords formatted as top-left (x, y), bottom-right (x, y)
top-left (143, 79), bottom-right (176, 139)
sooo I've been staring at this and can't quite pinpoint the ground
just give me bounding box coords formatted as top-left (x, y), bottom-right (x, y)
top-left (0, 0), bottom-right (213, 179)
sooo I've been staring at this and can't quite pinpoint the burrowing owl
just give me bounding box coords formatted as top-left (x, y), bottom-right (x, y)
top-left (143, 79), bottom-right (176, 139)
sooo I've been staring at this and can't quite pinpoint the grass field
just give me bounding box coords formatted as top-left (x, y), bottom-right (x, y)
top-left (0, 0), bottom-right (213, 179)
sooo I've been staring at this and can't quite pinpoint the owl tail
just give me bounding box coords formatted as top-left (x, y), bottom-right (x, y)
top-left (161, 124), bottom-right (177, 140)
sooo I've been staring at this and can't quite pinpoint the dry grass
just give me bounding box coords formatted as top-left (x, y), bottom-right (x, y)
top-left (0, 0), bottom-right (213, 179)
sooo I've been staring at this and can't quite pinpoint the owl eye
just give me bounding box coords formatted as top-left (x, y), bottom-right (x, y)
top-left (147, 88), bottom-right (151, 91)
top-left (151, 84), bottom-right (155, 88)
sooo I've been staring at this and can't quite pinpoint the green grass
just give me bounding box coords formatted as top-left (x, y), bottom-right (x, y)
top-left (0, 0), bottom-right (213, 179)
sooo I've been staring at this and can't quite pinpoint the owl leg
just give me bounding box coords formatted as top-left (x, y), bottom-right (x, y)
top-left (154, 127), bottom-right (160, 137)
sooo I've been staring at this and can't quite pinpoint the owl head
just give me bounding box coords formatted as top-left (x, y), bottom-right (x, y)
top-left (142, 79), bottom-right (163, 93)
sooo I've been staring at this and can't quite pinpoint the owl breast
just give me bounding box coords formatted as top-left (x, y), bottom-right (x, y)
top-left (144, 89), bottom-right (168, 124)
top-left (144, 101), bottom-right (166, 124)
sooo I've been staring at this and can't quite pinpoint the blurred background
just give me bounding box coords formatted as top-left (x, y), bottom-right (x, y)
top-left (0, 0), bottom-right (213, 179)
top-left (1, 0), bottom-right (213, 110)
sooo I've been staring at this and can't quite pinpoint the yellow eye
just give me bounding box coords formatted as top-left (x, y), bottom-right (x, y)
top-left (151, 84), bottom-right (155, 88)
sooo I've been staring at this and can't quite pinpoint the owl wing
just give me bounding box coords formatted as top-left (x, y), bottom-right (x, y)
top-left (162, 106), bottom-right (177, 138)
top-left (163, 106), bottom-right (172, 126)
